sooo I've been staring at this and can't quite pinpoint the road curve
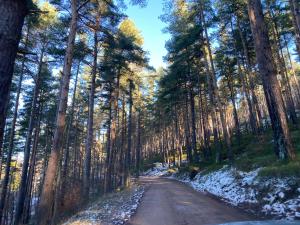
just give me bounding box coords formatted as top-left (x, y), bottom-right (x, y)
top-left (127, 177), bottom-right (256, 225)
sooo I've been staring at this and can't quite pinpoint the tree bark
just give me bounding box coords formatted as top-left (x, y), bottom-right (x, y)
top-left (200, 1), bottom-right (233, 164)
top-left (108, 74), bottom-right (120, 190)
top-left (119, 95), bottom-right (126, 186)
top-left (267, 5), bottom-right (298, 125)
top-left (189, 86), bottom-right (198, 162)
top-left (199, 85), bottom-right (211, 160)
top-left (236, 16), bottom-right (261, 133)
top-left (14, 47), bottom-right (45, 225)
top-left (199, 23), bottom-right (221, 162)
top-left (125, 80), bottom-right (134, 187)
top-left (136, 111), bottom-right (141, 176)
top-left (37, 1), bottom-right (78, 224)
top-left (226, 72), bottom-right (241, 145)
top-left (83, 30), bottom-right (97, 198)
top-left (247, 0), bottom-right (296, 160)
top-left (0, 0), bottom-right (27, 171)
top-left (0, 51), bottom-right (25, 224)
top-left (184, 90), bottom-right (192, 163)
top-left (187, 64), bottom-right (198, 162)
top-left (59, 61), bottom-right (80, 208)
top-left (105, 87), bottom-right (112, 193)
top-left (23, 104), bottom-right (42, 224)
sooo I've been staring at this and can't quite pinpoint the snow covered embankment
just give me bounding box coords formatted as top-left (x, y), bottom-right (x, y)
top-left (173, 166), bottom-right (300, 220)
top-left (63, 184), bottom-right (144, 225)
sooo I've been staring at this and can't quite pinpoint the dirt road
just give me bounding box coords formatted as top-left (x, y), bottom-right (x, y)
top-left (127, 177), bottom-right (255, 225)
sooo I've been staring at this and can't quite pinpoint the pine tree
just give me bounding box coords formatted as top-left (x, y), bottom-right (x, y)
top-left (247, 0), bottom-right (296, 160)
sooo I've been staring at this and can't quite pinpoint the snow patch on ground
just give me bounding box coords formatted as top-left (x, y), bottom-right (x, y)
top-left (143, 163), bottom-right (170, 177)
top-left (172, 167), bottom-right (260, 205)
top-left (62, 184), bottom-right (144, 225)
top-left (259, 177), bottom-right (300, 220)
top-left (172, 166), bottom-right (300, 220)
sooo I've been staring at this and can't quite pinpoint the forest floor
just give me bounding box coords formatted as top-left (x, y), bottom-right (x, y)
top-left (61, 181), bottom-right (144, 225)
top-left (127, 176), bottom-right (255, 225)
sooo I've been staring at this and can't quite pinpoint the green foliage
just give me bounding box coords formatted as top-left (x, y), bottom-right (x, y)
top-left (129, 0), bottom-right (148, 7)
top-left (258, 161), bottom-right (300, 178)
top-left (170, 126), bottom-right (300, 180)
top-left (197, 126), bottom-right (300, 178)
top-left (119, 19), bottom-right (144, 46)
top-left (37, 1), bottom-right (58, 28)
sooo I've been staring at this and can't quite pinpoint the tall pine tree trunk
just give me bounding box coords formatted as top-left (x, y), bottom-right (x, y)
top-left (14, 48), bottom-right (45, 225)
top-left (231, 18), bottom-right (257, 135)
top-left (200, 6), bottom-right (221, 163)
top-left (199, 85), bottom-right (211, 160)
top-left (59, 61), bottom-right (80, 209)
top-left (184, 90), bottom-right (192, 163)
top-left (105, 88), bottom-right (112, 193)
top-left (135, 111), bottom-right (141, 176)
top-left (236, 16), bottom-right (260, 133)
top-left (37, 1), bottom-right (78, 224)
top-left (247, 0), bottom-right (296, 160)
top-left (23, 104), bottom-right (42, 224)
top-left (200, 2), bottom-right (233, 164)
top-left (83, 29), bottom-right (97, 198)
top-left (267, 5), bottom-right (298, 125)
top-left (109, 74), bottom-right (120, 190)
top-left (0, 51), bottom-right (25, 224)
top-left (125, 80), bottom-right (134, 187)
top-left (226, 72), bottom-right (241, 145)
top-left (189, 86), bottom-right (198, 162)
top-left (120, 95), bottom-right (126, 186)
top-left (0, 0), bottom-right (27, 171)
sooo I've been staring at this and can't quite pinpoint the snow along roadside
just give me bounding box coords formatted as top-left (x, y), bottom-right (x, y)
top-left (143, 163), bottom-right (300, 220)
top-left (169, 166), bottom-right (300, 220)
top-left (62, 184), bottom-right (144, 225)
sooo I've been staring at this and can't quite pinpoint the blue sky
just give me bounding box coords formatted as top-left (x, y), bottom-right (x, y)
top-left (125, 1), bottom-right (170, 69)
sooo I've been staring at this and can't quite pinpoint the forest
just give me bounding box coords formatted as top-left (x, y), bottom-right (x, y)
top-left (0, 0), bottom-right (300, 224)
